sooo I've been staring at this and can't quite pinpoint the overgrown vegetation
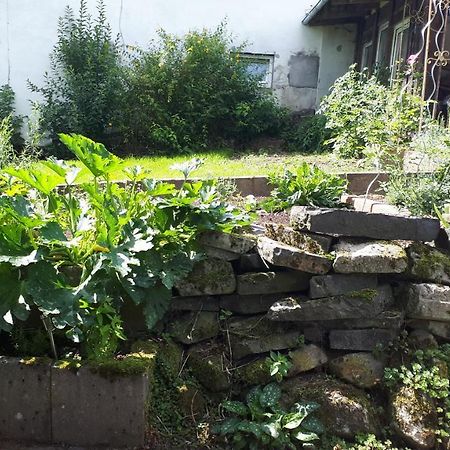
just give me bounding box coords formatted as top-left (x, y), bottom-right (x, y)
top-left (319, 65), bottom-right (423, 158)
top-left (262, 162), bottom-right (347, 212)
top-left (0, 84), bottom-right (23, 148)
top-left (29, 0), bottom-right (123, 149)
top-left (0, 134), bottom-right (250, 361)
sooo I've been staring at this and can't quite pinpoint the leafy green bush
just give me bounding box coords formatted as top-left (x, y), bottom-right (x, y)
top-left (262, 163), bottom-right (347, 211)
top-left (283, 115), bottom-right (331, 153)
top-left (30, 0), bottom-right (123, 149)
top-left (0, 85), bottom-right (23, 148)
top-left (213, 383), bottom-right (323, 449)
top-left (0, 116), bottom-right (15, 168)
top-left (384, 163), bottom-right (450, 217)
top-left (120, 25), bottom-right (286, 153)
top-left (0, 134), bottom-right (251, 360)
top-left (319, 65), bottom-right (422, 158)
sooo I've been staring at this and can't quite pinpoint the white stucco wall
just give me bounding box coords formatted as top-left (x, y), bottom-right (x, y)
top-left (0, 0), bottom-right (356, 117)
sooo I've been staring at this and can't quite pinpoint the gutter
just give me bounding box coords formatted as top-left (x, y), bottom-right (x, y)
top-left (302, 0), bottom-right (330, 25)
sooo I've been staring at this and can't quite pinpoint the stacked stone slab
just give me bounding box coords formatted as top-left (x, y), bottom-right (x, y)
top-left (163, 206), bottom-right (450, 447)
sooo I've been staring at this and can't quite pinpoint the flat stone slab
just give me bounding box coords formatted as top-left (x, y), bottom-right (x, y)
top-left (170, 296), bottom-right (220, 312)
top-left (257, 236), bottom-right (333, 274)
top-left (199, 231), bottom-right (256, 254)
top-left (219, 293), bottom-right (285, 314)
top-left (51, 366), bottom-right (149, 447)
top-left (333, 239), bottom-right (408, 274)
top-left (407, 243), bottom-right (450, 286)
top-left (405, 283), bottom-right (450, 322)
top-left (203, 245), bottom-right (240, 261)
top-left (0, 357), bottom-right (51, 444)
top-left (408, 319), bottom-right (450, 340)
top-left (290, 206), bottom-right (440, 241)
top-left (309, 274), bottom-right (378, 299)
top-left (329, 329), bottom-right (399, 351)
top-left (228, 316), bottom-right (303, 360)
top-left (268, 285), bottom-right (393, 322)
top-left (265, 223), bottom-right (333, 253)
top-left (237, 271), bottom-right (310, 295)
top-left (175, 258), bottom-right (236, 296)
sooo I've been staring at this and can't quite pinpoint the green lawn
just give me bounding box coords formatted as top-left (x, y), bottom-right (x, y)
top-left (38, 149), bottom-right (374, 183)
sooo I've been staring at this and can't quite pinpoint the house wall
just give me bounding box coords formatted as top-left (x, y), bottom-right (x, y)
top-left (0, 0), bottom-right (356, 118)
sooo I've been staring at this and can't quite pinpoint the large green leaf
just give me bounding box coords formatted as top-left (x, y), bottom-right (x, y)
top-left (259, 383), bottom-right (282, 409)
top-left (221, 401), bottom-right (249, 417)
top-left (59, 134), bottom-right (123, 177)
top-left (0, 264), bottom-right (28, 331)
top-left (141, 283), bottom-right (171, 330)
top-left (5, 168), bottom-right (63, 195)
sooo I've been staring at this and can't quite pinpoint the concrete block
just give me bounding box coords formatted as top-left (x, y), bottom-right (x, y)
top-left (0, 357), bottom-right (51, 444)
top-left (51, 366), bottom-right (149, 447)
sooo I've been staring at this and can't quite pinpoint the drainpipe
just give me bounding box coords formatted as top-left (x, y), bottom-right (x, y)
top-left (302, 0), bottom-right (330, 25)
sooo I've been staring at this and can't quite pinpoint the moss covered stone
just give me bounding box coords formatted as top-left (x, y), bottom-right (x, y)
top-left (281, 375), bottom-right (380, 439)
top-left (187, 343), bottom-right (230, 392)
top-left (235, 357), bottom-right (272, 386)
top-left (407, 243), bottom-right (450, 285)
top-left (168, 311), bottom-right (220, 345)
top-left (391, 386), bottom-right (437, 449)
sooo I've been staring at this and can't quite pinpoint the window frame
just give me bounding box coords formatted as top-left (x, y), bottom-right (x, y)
top-left (375, 21), bottom-right (390, 67)
top-left (390, 18), bottom-right (411, 74)
top-left (239, 52), bottom-right (275, 88)
top-left (361, 41), bottom-right (374, 71)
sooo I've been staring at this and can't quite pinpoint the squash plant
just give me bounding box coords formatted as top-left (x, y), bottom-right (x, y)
top-left (0, 134), bottom-right (251, 359)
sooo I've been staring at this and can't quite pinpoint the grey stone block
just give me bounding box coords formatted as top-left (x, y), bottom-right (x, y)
top-left (203, 245), bottom-right (240, 261)
top-left (175, 258), bottom-right (236, 296)
top-left (219, 293), bottom-right (284, 314)
top-left (309, 274), bottom-right (378, 299)
top-left (290, 206), bottom-right (440, 241)
top-left (407, 243), bottom-right (450, 286)
top-left (264, 223), bottom-right (333, 253)
top-left (329, 329), bottom-right (399, 351)
top-left (333, 239), bottom-right (408, 274)
top-left (51, 366), bottom-right (149, 447)
top-left (170, 296), bottom-right (220, 312)
top-left (168, 311), bottom-right (219, 344)
top-left (408, 319), bottom-right (450, 340)
top-left (257, 236), bottom-right (333, 274)
top-left (268, 285), bottom-right (393, 322)
top-left (239, 253), bottom-right (268, 272)
top-left (199, 231), bottom-right (256, 254)
top-left (237, 271), bottom-right (310, 295)
top-left (405, 283), bottom-right (450, 322)
top-left (0, 357), bottom-right (51, 444)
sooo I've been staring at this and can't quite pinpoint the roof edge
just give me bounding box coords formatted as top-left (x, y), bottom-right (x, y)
top-left (302, 0), bottom-right (330, 25)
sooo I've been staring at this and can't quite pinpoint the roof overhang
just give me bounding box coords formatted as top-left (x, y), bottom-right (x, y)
top-left (303, 0), bottom-right (379, 26)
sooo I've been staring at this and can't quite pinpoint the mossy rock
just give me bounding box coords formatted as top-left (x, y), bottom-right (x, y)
top-left (187, 343), bottom-right (230, 392)
top-left (176, 382), bottom-right (207, 418)
top-left (281, 375), bottom-right (380, 439)
top-left (168, 311), bottom-right (220, 345)
top-left (235, 357), bottom-right (272, 386)
top-left (407, 243), bottom-right (450, 285)
top-left (391, 386), bottom-right (437, 449)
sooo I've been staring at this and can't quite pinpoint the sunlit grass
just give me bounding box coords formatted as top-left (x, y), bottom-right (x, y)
top-left (35, 148), bottom-right (373, 183)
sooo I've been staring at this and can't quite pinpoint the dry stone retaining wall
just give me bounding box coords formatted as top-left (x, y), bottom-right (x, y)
top-left (164, 205), bottom-right (450, 448)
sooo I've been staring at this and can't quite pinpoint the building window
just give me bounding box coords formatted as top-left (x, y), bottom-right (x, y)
top-left (361, 41), bottom-right (373, 71)
top-left (376, 22), bottom-right (390, 68)
top-left (390, 19), bottom-right (410, 77)
top-left (239, 53), bottom-right (274, 88)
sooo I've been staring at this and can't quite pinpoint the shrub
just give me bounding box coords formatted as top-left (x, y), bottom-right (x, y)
top-left (319, 65), bottom-right (422, 158)
top-left (120, 25), bottom-right (286, 153)
top-left (0, 116), bottom-right (15, 168)
top-left (0, 85), bottom-right (23, 148)
top-left (283, 115), bottom-right (331, 153)
top-left (262, 163), bottom-right (347, 212)
top-left (30, 0), bottom-right (124, 150)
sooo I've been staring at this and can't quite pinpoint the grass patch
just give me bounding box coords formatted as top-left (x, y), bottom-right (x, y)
top-left (34, 149), bottom-right (373, 183)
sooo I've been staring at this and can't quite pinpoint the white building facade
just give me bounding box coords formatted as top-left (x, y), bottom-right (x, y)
top-left (0, 0), bottom-right (356, 118)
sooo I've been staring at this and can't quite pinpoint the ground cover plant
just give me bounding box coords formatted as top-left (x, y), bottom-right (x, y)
top-left (0, 134), bottom-right (251, 360)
